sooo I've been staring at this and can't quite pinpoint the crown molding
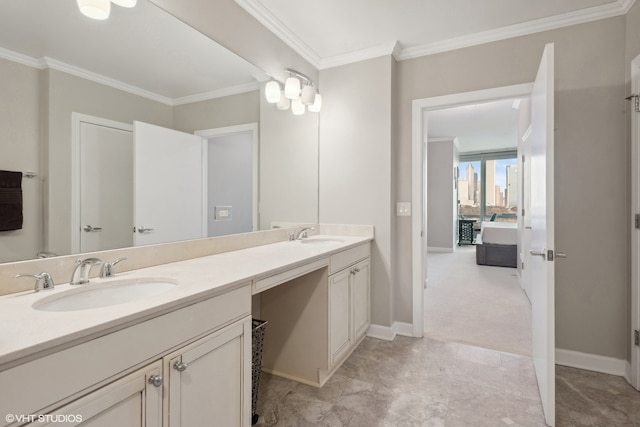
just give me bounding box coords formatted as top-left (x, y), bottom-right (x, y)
top-left (397, 0), bottom-right (636, 60)
top-left (1, 47), bottom-right (258, 107)
top-left (233, 0), bottom-right (322, 68)
top-left (235, 0), bottom-right (636, 67)
top-left (43, 57), bottom-right (175, 105)
top-left (172, 81), bottom-right (260, 106)
top-left (320, 41), bottom-right (401, 70)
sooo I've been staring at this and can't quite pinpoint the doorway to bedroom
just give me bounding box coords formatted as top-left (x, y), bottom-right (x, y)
top-left (425, 96), bottom-right (531, 356)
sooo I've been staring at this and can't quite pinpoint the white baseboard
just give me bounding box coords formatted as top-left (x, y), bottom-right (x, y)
top-left (367, 321), bottom-right (415, 341)
top-left (556, 348), bottom-right (629, 379)
top-left (427, 246), bottom-right (454, 253)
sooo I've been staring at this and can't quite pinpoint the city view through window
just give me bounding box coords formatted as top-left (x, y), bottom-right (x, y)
top-left (458, 158), bottom-right (518, 223)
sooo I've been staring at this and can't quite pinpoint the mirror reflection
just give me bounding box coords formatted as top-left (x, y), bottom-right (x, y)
top-left (0, 0), bottom-right (319, 264)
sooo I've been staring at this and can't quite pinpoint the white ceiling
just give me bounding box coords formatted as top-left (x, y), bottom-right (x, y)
top-left (0, 0), bottom-right (265, 105)
top-left (234, 0), bottom-right (634, 68)
top-left (427, 98), bottom-right (522, 153)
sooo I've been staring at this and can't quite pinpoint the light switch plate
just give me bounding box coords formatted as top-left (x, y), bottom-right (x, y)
top-left (214, 206), bottom-right (232, 221)
top-left (397, 202), bottom-right (411, 216)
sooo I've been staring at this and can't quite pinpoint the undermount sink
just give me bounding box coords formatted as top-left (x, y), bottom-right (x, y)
top-left (297, 237), bottom-right (345, 245)
top-left (33, 278), bottom-right (178, 312)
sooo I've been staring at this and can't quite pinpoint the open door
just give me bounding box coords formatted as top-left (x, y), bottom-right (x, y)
top-left (529, 43), bottom-right (555, 426)
top-left (133, 121), bottom-right (205, 246)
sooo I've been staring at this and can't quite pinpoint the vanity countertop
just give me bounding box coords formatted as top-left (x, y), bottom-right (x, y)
top-left (0, 234), bottom-right (372, 368)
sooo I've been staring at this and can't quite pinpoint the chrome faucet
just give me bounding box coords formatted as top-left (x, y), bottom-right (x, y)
top-left (15, 272), bottom-right (55, 291)
top-left (295, 227), bottom-right (315, 240)
top-left (100, 257), bottom-right (127, 278)
top-left (70, 258), bottom-right (102, 285)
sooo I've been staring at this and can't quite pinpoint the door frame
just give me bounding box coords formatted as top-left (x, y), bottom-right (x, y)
top-left (630, 54), bottom-right (640, 390)
top-left (411, 83), bottom-right (533, 338)
top-left (70, 113), bottom-right (133, 254)
top-left (196, 123), bottom-right (259, 233)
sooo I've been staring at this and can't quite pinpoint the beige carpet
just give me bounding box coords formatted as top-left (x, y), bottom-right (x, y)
top-left (424, 246), bottom-right (532, 356)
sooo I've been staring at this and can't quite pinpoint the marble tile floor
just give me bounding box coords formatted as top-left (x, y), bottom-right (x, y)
top-left (556, 365), bottom-right (640, 426)
top-left (255, 336), bottom-right (547, 426)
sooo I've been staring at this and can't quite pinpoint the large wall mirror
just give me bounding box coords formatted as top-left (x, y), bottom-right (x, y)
top-left (0, 0), bottom-right (319, 264)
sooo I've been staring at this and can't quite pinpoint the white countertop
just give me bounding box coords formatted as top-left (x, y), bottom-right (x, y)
top-left (0, 234), bottom-right (372, 368)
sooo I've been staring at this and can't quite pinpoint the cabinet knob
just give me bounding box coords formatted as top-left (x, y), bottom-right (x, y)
top-left (148, 375), bottom-right (163, 387)
top-left (173, 361), bottom-right (189, 372)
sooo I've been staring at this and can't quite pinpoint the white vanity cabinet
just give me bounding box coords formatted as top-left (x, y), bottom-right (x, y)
top-left (0, 285), bottom-right (252, 427)
top-left (164, 319), bottom-right (251, 427)
top-left (329, 258), bottom-right (371, 366)
top-left (26, 361), bottom-right (163, 427)
top-left (260, 243), bottom-right (370, 387)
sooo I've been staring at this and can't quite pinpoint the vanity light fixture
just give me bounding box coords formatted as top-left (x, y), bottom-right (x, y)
top-left (291, 98), bottom-right (306, 115)
top-left (77, 0), bottom-right (137, 20)
top-left (265, 68), bottom-right (321, 115)
top-left (265, 80), bottom-right (282, 104)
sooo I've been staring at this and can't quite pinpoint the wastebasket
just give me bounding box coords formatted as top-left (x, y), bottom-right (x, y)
top-left (251, 319), bottom-right (268, 425)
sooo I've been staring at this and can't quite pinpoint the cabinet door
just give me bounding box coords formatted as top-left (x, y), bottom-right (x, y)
top-left (329, 269), bottom-right (352, 366)
top-left (165, 317), bottom-right (251, 427)
top-left (27, 361), bottom-right (162, 427)
top-left (352, 259), bottom-right (371, 341)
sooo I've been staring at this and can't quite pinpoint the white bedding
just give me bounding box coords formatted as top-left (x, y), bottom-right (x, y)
top-left (480, 221), bottom-right (517, 245)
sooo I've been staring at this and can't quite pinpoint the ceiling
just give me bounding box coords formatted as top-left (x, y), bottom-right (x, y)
top-left (234, 0), bottom-right (634, 153)
top-left (234, 0), bottom-right (634, 69)
top-left (427, 98), bottom-right (523, 153)
top-left (0, 0), bottom-right (265, 105)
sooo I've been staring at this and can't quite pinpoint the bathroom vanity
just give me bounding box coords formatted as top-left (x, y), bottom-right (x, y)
top-left (0, 228), bottom-right (372, 427)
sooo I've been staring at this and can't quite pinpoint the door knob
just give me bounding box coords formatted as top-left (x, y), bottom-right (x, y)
top-left (83, 225), bottom-right (102, 232)
top-left (137, 226), bottom-right (155, 233)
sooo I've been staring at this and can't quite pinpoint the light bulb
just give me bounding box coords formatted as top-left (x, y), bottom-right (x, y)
top-left (291, 98), bottom-right (305, 115)
top-left (308, 93), bottom-right (322, 112)
top-left (77, 0), bottom-right (111, 20)
top-left (301, 84), bottom-right (317, 106)
top-left (265, 81), bottom-right (281, 104)
top-left (284, 76), bottom-right (301, 99)
top-left (277, 92), bottom-right (290, 110)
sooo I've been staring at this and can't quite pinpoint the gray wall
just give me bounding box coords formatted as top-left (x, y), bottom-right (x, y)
top-left (319, 56), bottom-right (395, 328)
top-left (0, 59), bottom-right (42, 262)
top-left (259, 88), bottom-right (319, 229)
top-left (396, 17), bottom-right (629, 359)
top-left (427, 138), bottom-right (457, 251)
top-left (173, 91), bottom-right (259, 133)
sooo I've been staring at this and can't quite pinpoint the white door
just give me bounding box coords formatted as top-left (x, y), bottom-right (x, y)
top-left (521, 126), bottom-right (533, 302)
top-left (529, 43), bottom-right (555, 427)
top-left (133, 122), bottom-right (205, 246)
top-left (79, 121), bottom-right (133, 253)
top-left (631, 55), bottom-right (640, 391)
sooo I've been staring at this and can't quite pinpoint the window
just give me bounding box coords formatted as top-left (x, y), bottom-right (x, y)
top-left (458, 151), bottom-right (518, 223)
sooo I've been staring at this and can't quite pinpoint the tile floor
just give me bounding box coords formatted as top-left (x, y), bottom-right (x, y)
top-left (255, 247), bottom-right (640, 426)
top-left (255, 336), bottom-right (546, 426)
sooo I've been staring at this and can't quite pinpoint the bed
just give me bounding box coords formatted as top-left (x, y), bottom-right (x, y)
top-left (475, 221), bottom-right (517, 268)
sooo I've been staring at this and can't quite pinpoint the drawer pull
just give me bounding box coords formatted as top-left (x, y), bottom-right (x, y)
top-left (173, 361), bottom-right (189, 372)
top-left (148, 375), bottom-right (163, 387)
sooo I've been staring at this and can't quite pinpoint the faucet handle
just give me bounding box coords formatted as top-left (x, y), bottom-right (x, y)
top-left (100, 257), bottom-right (127, 278)
top-left (15, 272), bottom-right (55, 291)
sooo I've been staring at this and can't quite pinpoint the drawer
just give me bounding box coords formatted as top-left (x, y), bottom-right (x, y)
top-left (253, 258), bottom-right (329, 294)
top-left (329, 244), bottom-right (370, 275)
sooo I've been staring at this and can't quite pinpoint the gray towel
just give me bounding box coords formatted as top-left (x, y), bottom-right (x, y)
top-left (0, 170), bottom-right (23, 231)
